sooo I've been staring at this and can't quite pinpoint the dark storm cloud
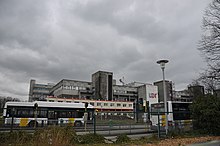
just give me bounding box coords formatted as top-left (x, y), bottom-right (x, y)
top-left (0, 0), bottom-right (51, 50)
top-left (0, 0), bottom-right (210, 100)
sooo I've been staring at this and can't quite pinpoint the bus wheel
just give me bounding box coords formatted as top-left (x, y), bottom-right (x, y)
top-left (29, 121), bottom-right (38, 127)
top-left (74, 121), bottom-right (82, 127)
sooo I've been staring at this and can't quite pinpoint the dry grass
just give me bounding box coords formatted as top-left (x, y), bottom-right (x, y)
top-left (0, 127), bottom-right (220, 146)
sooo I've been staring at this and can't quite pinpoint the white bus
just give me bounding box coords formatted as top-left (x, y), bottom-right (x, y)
top-left (3, 101), bottom-right (94, 127)
top-left (150, 101), bottom-right (192, 127)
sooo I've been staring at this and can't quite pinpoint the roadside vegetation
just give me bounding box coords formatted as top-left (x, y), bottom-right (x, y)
top-left (0, 126), bottom-right (219, 146)
top-left (0, 126), bottom-right (103, 146)
top-left (190, 94), bottom-right (220, 135)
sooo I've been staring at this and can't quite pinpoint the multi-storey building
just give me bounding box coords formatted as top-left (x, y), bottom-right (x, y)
top-left (49, 79), bottom-right (93, 99)
top-left (173, 90), bottom-right (192, 102)
top-left (113, 85), bottom-right (138, 102)
top-left (92, 71), bottom-right (113, 100)
top-left (29, 79), bottom-right (54, 101)
top-left (29, 71), bottom-right (158, 110)
top-left (153, 80), bottom-right (173, 102)
top-left (188, 85), bottom-right (204, 99)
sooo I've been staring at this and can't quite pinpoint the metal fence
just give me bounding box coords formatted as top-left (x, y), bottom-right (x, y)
top-left (0, 108), bottom-right (193, 138)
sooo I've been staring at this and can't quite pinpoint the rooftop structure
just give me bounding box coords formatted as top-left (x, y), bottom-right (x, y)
top-left (29, 80), bottom-right (54, 101)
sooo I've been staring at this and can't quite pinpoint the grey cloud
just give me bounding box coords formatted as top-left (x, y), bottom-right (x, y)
top-left (0, 0), bottom-right (210, 100)
top-left (0, 0), bottom-right (51, 50)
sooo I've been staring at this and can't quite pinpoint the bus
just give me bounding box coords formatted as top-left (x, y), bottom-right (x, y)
top-left (3, 101), bottom-right (94, 127)
top-left (150, 101), bottom-right (192, 128)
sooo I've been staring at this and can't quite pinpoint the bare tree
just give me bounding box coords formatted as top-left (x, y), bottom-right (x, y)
top-left (198, 0), bottom-right (220, 90)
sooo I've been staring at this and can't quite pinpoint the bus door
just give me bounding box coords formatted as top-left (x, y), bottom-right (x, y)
top-left (48, 110), bottom-right (58, 125)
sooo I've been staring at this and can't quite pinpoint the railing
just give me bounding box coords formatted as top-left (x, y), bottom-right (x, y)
top-left (0, 109), bottom-right (193, 138)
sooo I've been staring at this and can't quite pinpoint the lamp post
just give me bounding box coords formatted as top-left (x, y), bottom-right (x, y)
top-left (34, 103), bottom-right (38, 128)
top-left (157, 59), bottom-right (169, 135)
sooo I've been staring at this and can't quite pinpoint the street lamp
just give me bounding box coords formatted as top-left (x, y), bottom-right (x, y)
top-left (157, 59), bottom-right (169, 135)
top-left (34, 103), bottom-right (38, 128)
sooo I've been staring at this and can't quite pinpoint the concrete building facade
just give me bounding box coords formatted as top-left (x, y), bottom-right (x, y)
top-left (188, 85), bottom-right (205, 99)
top-left (49, 79), bottom-right (93, 99)
top-left (92, 71), bottom-right (113, 100)
top-left (113, 85), bottom-right (137, 102)
top-left (29, 79), bottom-right (54, 101)
top-left (173, 90), bottom-right (192, 102)
top-left (153, 80), bottom-right (173, 102)
top-left (29, 71), bottom-right (158, 106)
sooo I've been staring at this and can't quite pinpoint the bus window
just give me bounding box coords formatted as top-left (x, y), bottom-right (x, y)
top-left (38, 110), bottom-right (47, 118)
top-left (72, 111), bottom-right (76, 117)
top-left (59, 111), bottom-right (67, 118)
top-left (76, 111), bottom-right (84, 118)
top-left (17, 109), bottom-right (32, 118)
top-left (67, 111), bottom-right (72, 118)
top-left (48, 111), bottom-right (55, 119)
top-left (6, 108), bottom-right (12, 117)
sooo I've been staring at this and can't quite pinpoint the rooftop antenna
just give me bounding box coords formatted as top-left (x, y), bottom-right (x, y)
top-left (119, 76), bottom-right (125, 85)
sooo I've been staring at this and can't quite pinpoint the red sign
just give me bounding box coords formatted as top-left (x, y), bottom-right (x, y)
top-left (149, 93), bottom-right (157, 98)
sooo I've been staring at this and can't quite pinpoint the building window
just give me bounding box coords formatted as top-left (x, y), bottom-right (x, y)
top-left (97, 103), bottom-right (101, 106)
top-left (117, 104), bottom-right (121, 107)
top-left (129, 104), bottom-right (132, 107)
top-left (110, 103), bottom-right (114, 107)
top-left (123, 104), bottom-right (126, 107)
top-left (104, 103), bottom-right (108, 106)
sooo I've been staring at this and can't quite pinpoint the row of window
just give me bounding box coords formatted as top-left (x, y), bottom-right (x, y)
top-left (58, 85), bottom-right (89, 91)
top-left (113, 90), bottom-right (137, 94)
top-left (113, 90), bottom-right (127, 94)
top-left (32, 95), bottom-right (48, 98)
top-left (7, 109), bottom-right (48, 118)
top-left (6, 108), bottom-right (87, 119)
top-left (33, 87), bottom-right (50, 91)
top-left (48, 100), bottom-right (133, 108)
top-left (94, 102), bottom-right (132, 107)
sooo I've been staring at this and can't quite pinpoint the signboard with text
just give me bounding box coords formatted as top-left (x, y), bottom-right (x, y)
top-left (146, 84), bottom-right (158, 105)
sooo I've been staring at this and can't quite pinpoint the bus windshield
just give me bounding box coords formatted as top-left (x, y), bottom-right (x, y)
top-left (172, 103), bottom-right (191, 120)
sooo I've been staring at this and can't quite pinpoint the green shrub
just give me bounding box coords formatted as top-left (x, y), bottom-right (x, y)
top-left (190, 94), bottom-right (220, 135)
top-left (115, 134), bottom-right (131, 144)
top-left (78, 133), bottom-right (105, 144)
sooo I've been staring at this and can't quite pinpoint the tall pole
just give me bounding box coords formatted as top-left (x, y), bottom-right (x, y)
top-left (10, 107), bottom-right (15, 133)
top-left (34, 103), bottom-right (38, 129)
top-left (162, 68), bottom-right (168, 135)
top-left (157, 59), bottom-right (169, 136)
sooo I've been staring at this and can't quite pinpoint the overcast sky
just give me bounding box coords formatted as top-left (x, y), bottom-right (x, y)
top-left (0, 0), bottom-right (210, 100)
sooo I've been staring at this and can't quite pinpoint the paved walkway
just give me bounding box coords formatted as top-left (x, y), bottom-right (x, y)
top-left (188, 140), bottom-right (220, 146)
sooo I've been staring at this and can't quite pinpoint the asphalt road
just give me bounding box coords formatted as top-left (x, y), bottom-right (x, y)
top-left (105, 133), bottom-right (153, 143)
top-left (77, 128), bottom-right (154, 136)
top-left (188, 140), bottom-right (220, 146)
